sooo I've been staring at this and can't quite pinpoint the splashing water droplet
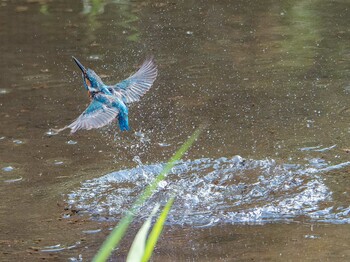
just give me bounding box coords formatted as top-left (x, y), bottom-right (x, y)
top-left (67, 156), bottom-right (350, 226)
top-left (158, 180), bottom-right (167, 189)
top-left (304, 235), bottom-right (320, 239)
top-left (158, 142), bottom-right (171, 147)
top-left (88, 55), bottom-right (102, 61)
top-left (13, 139), bottom-right (23, 145)
top-left (132, 156), bottom-right (143, 166)
top-left (2, 166), bottom-right (14, 172)
top-left (46, 129), bottom-right (58, 136)
top-left (68, 254), bottom-right (83, 262)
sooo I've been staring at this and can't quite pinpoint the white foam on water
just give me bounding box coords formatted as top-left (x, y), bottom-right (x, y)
top-left (67, 156), bottom-right (350, 226)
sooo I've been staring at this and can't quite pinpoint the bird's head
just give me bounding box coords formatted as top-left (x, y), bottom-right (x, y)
top-left (72, 56), bottom-right (103, 94)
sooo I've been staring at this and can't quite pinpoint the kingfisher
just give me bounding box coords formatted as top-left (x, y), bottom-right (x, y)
top-left (55, 56), bottom-right (157, 134)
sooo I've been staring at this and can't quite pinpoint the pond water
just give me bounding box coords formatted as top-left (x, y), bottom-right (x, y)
top-left (1, 0), bottom-right (350, 261)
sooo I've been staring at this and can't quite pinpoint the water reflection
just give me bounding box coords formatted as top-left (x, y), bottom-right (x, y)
top-left (278, 0), bottom-right (323, 69)
top-left (81, 0), bottom-right (107, 16)
top-left (81, 0), bottom-right (140, 42)
top-left (116, 3), bottom-right (140, 42)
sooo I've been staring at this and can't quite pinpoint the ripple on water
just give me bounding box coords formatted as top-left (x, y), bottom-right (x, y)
top-left (39, 242), bottom-right (80, 253)
top-left (299, 144), bottom-right (337, 152)
top-left (82, 229), bottom-right (102, 234)
top-left (1, 165), bottom-right (24, 183)
top-left (0, 88), bottom-right (10, 95)
top-left (4, 177), bottom-right (23, 183)
top-left (45, 129), bottom-right (58, 136)
top-left (158, 142), bottom-right (171, 147)
top-left (67, 156), bottom-right (350, 226)
top-left (46, 157), bottom-right (71, 166)
top-left (12, 139), bottom-right (24, 145)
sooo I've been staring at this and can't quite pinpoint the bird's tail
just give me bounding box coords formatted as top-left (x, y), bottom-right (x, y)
top-left (118, 113), bottom-right (129, 131)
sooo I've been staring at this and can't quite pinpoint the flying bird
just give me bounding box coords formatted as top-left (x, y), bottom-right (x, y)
top-left (55, 56), bottom-right (157, 134)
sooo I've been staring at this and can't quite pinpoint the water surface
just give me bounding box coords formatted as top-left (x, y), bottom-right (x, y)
top-left (1, 0), bottom-right (350, 261)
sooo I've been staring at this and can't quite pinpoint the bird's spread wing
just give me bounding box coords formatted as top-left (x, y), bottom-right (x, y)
top-left (56, 95), bottom-right (119, 134)
top-left (112, 57), bottom-right (157, 103)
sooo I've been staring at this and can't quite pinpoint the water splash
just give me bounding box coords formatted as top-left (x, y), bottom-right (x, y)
top-left (12, 139), bottom-right (24, 145)
top-left (2, 166), bottom-right (14, 172)
top-left (67, 156), bottom-right (350, 226)
top-left (67, 140), bottom-right (78, 145)
top-left (46, 129), bottom-right (58, 136)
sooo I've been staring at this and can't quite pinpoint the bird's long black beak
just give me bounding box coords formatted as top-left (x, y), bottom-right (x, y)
top-left (72, 56), bottom-right (86, 73)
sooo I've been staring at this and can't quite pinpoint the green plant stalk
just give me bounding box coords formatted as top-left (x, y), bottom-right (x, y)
top-left (126, 204), bottom-right (160, 262)
top-left (142, 197), bottom-right (175, 262)
top-left (92, 128), bottom-right (202, 262)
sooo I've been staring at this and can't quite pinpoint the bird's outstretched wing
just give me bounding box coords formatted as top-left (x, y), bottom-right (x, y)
top-left (112, 57), bottom-right (158, 103)
top-left (56, 95), bottom-right (119, 134)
